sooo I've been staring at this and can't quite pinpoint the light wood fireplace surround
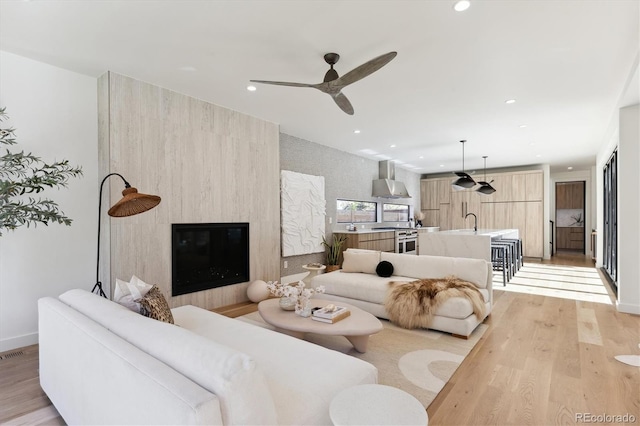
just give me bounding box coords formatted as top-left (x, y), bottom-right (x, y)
top-left (97, 72), bottom-right (280, 310)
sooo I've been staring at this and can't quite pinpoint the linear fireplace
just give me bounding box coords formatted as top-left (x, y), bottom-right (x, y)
top-left (172, 223), bottom-right (249, 296)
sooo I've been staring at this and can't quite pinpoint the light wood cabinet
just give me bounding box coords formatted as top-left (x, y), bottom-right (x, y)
top-left (420, 179), bottom-right (439, 210)
top-left (526, 173), bottom-right (543, 201)
top-left (422, 169), bottom-right (544, 257)
top-left (450, 189), bottom-right (481, 230)
top-left (337, 231), bottom-right (396, 253)
top-left (420, 178), bottom-right (451, 228)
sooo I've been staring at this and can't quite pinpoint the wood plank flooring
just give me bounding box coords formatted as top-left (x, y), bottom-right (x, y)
top-left (1, 254), bottom-right (638, 425)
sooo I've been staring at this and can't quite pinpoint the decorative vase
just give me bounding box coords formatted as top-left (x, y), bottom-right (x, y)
top-left (326, 264), bottom-right (340, 273)
top-left (279, 296), bottom-right (295, 311)
top-left (295, 297), bottom-right (311, 317)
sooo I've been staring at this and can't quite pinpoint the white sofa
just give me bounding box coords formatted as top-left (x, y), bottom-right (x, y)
top-left (312, 250), bottom-right (493, 337)
top-left (38, 289), bottom-right (377, 425)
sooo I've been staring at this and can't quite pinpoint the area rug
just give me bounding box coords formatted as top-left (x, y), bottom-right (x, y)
top-left (237, 311), bottom-right (487, 408)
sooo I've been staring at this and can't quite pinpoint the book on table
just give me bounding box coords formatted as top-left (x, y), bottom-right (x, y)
top-left (311, 310), bottom-right (351, 324)
top-left (312, 305), bottom-right (350, 319)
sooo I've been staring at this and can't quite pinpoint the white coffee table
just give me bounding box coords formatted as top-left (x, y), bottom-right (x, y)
top-left (258, 298), bottom-right (382, 353)
top-left (330, 384), bottom-right (428, 425)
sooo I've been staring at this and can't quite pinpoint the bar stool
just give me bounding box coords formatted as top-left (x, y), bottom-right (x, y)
top-left (493, 240), bottom-right (516, 279)
top-left (491, 244), bottom-right (508, 286)
top-left (501, 238), bottom-right (523, 271)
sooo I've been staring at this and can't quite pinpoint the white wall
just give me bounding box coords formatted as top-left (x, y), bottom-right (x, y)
top-left (616, 104), bottom-right (639, 314)
top-left (0, 51), bottom-right (98, 351)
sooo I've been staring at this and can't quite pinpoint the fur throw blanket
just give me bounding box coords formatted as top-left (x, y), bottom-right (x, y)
top-left (384, 276), bottom-right (486, 329)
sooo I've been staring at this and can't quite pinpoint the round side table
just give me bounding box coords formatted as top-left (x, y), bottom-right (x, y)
top-left (302, 263), bottom-right (326, 285)
top-left (329, 384), bottom-right (428, 425)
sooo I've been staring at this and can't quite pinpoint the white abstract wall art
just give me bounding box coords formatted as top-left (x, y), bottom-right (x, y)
top-left (281, 170), bottom-right (326, 257)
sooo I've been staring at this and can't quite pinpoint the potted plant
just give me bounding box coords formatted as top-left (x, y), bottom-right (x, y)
top-left (322, 233), bottom-right (347, 272)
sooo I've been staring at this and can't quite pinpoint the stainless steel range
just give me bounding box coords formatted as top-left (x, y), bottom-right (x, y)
top-left (395, 229), bottom-right (418, 255)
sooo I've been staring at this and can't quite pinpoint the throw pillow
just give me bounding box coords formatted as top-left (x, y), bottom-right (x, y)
top-left (376, 260), bottom-right (394, 277)
top-left (139, 286), bottom-right (174, 324)
top-left (342, 250), bottom-right (381, 274)
top-left (113, 275), bottom-right (153, 313)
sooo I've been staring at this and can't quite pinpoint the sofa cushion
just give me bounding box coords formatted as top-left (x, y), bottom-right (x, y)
top-left (342, 250), bottom-right (381, 274)
top-left (380, 252), bottom-right (489, 288)
top-left (58, 289), bottom-right (278, 426)
top-left (313, 271), bottom-right (415, 304)
top-left (173, 305), bottom-right (378, 426)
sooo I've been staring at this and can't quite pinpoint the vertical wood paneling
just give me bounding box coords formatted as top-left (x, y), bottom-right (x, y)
top-left (97, 73), bottom-right (111, 295)
top-left (101, 72), bottom-right (280, 309)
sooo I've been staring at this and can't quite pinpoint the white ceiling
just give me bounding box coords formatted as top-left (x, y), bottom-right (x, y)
top-left (1, 0), bottom-right (638, 175)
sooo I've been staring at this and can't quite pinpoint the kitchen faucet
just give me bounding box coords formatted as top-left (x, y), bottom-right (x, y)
top-left (465, 212), bottom-right (478, 232)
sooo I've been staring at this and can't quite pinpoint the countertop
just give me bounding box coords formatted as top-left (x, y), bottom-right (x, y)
top-left (434, 229), bottom-right (519, 237)
top-left (334, 226), bottom-right (439, 234)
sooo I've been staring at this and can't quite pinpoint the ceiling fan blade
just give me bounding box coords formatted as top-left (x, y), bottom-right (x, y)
top-left (250, 79), bottom-right (317, 88)
top-left (332, 92), bottom-right (354, 115)
top-left (332, 52), bottom-right (397, 88)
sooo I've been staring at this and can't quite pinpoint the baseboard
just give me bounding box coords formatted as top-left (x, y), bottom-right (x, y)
top-left (0, 332), bottom-right (38, 353)
top-left (616, 302), bottom-right (640, 315)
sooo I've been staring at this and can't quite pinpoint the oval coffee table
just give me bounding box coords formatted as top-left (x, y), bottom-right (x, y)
top-left (258, 298), bottom-right (383, 353)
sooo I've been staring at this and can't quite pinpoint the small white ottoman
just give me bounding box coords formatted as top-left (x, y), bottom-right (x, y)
top-left (329, 384), bottom-right (428, 425)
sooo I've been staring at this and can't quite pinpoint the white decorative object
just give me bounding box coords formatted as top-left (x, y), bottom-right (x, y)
top-left (247, 280), bottom-right (271, 303)
top-left (281, 170), bottom-right (326, 257)
top-left (266, 280), bottom-right (325, 316)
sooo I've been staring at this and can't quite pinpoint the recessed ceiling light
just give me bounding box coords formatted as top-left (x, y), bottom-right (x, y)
top-left (519, 124), bottom-right (527, 128)
top-left (505, 99), bottom-right (516, 104)
top-left (390, 144), bottom-right (396, 148)
top-left (178, 66), bottom-right (197, 72)
top-left (568, 166), bottom-right (573, 170)
top-left (419, 156), bottom-right (424, 159)
top-left (354, 129), bottom-right (361, 134)
top-left (536, 154), bottom-right (542, 158)
top-left (246, 85), bottom-right (257, 92)
top-left (453, 1), bottom-right (470, 12)
top-left (529, 142), bottom-right (536, 146)
top-left (440, 164), bottom-right (445, 168)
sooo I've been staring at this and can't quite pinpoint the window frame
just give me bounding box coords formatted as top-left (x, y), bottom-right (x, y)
top-left (336, 199), bottom-right (378, 223)
top-left (382, 203), bottom-right (411, 222)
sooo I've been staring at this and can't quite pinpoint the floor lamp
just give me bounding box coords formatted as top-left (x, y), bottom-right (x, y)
top-left (92, 173), bottom-right (161, 298)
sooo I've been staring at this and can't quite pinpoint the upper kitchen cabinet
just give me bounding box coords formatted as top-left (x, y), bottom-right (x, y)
top-left (482, 171), bottom-right (542, 202)
top-left (525, 172), bottom-right (543, 201)
top-left (420, 179), bottom-right (439, 210)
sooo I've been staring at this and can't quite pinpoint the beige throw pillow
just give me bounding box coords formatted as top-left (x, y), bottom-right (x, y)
top-left (341, 250), bottom-right (381, 274)
top-left (139, 286), bottom-right (174, 324)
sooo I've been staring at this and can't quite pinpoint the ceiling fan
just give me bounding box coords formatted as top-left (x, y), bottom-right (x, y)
top-left (250, 51), bottom-right (397, 115)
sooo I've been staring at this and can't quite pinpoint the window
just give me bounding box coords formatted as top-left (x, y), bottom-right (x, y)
top-left (383, 203), bottom-right (410, 222)
top-left (336, 200), bottom-right (377, 223)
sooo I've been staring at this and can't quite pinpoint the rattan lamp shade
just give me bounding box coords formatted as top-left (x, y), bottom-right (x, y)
top-left (107, 187), bottom-right (161, 217)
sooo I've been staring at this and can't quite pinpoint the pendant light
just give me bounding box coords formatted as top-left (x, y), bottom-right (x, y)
top-left (452, 140), bottom-right (476, 189)
top-left (476, 156), bottom-right (496, 195)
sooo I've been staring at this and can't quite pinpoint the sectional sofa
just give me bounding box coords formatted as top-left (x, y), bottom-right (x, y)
top-left (311, 249), bottom-right (493, 337)
top-left (38, 289), bottom-right (377, 425)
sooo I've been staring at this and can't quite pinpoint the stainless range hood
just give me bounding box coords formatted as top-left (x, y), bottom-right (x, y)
top-left (372, 160), bottom-right (411, 198)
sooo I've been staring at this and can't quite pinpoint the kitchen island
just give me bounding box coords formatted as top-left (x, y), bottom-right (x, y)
top-left (419, 229), bottom-right (519, 261)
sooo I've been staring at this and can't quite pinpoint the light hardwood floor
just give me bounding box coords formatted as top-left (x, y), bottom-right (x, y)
top-left (1, 254), bottom-right (638, 425)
